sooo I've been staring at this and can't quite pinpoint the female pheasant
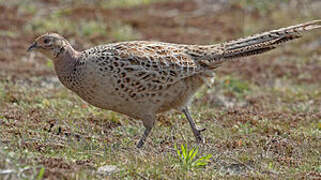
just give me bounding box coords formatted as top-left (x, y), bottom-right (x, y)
top-left (28, 20), bottom-right (321, 148)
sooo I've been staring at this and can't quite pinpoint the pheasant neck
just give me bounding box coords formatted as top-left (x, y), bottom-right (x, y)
top-left (53, 45), bottom-right (81, 88)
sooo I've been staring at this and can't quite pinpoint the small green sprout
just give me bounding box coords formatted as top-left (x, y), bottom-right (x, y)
top-left (36, 167), bottom-right (45, 180)
top-left (174, 144), bottom-right (212, 170)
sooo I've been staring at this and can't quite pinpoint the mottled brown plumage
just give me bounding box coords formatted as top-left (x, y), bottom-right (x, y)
top-left (28, 20), bottom-right (321, 148)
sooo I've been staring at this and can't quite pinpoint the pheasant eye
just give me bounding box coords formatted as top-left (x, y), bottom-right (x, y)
top-left (43, 39), bottom-right (50, 44)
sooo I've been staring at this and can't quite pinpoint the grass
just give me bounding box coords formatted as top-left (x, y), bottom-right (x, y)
top-left (0, 0), bottom-right (321, 179)
top-left (174, 144), bottom-right (212, 170)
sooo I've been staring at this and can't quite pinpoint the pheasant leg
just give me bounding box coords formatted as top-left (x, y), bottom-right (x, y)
top-left (137, 126), bottom-right (152, 148)
top-left (182, 107), bottom-right (206, 143)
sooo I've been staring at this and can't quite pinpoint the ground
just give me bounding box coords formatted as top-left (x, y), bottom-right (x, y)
top-left (0, 0), bottom-right (321, 179)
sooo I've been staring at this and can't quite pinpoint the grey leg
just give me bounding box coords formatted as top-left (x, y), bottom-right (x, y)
top-left (182, 107), bottom-right (205, 143)
top-left (137, 116), bottom-right (155, 148)
top-left (137, 127), bottom-right (152, 148)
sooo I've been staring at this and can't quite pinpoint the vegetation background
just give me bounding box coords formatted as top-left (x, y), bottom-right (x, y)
top-left (0, 0), bottom-right (320, 179)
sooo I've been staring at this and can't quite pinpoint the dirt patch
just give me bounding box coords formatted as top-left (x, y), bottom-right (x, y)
top-left (35, 157), bottom-right (95, 179)
top-left (40, 157), bottom-right (73, 169)
top-left (221, 58), bottom-right (321, 85)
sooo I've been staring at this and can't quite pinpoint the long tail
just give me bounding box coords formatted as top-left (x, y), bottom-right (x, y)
top-left (199, 20), bottom-right (321, 68)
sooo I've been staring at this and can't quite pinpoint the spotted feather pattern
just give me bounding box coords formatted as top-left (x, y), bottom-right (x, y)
top-left (75, 42), bottom-right (209, 100)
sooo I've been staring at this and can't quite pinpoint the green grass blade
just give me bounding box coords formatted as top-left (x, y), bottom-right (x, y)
top-left (188, 147), bottom-right (195, 160)
top-left (181, 144), bottom-right (187, 159)
top-left (174, 144), bottom-right (181, 160)
top-left (190, 147), bottom-right (198, 161)
top-left (36, 167), bottom-right (45, 180)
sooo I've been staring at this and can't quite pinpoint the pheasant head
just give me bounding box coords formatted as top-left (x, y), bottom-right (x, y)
top-left (28, 33), bottom-right (73, 60)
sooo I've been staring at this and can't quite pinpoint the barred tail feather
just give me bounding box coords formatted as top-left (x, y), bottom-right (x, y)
top-left (216, 20), bottom-right (321, 62)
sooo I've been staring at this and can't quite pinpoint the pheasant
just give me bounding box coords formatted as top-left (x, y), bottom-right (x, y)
top-left (28, 20), bottom-right (321, 148)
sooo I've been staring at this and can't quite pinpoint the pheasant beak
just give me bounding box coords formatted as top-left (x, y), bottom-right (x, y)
top-left (27, 42), bottom-right (37, 52)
